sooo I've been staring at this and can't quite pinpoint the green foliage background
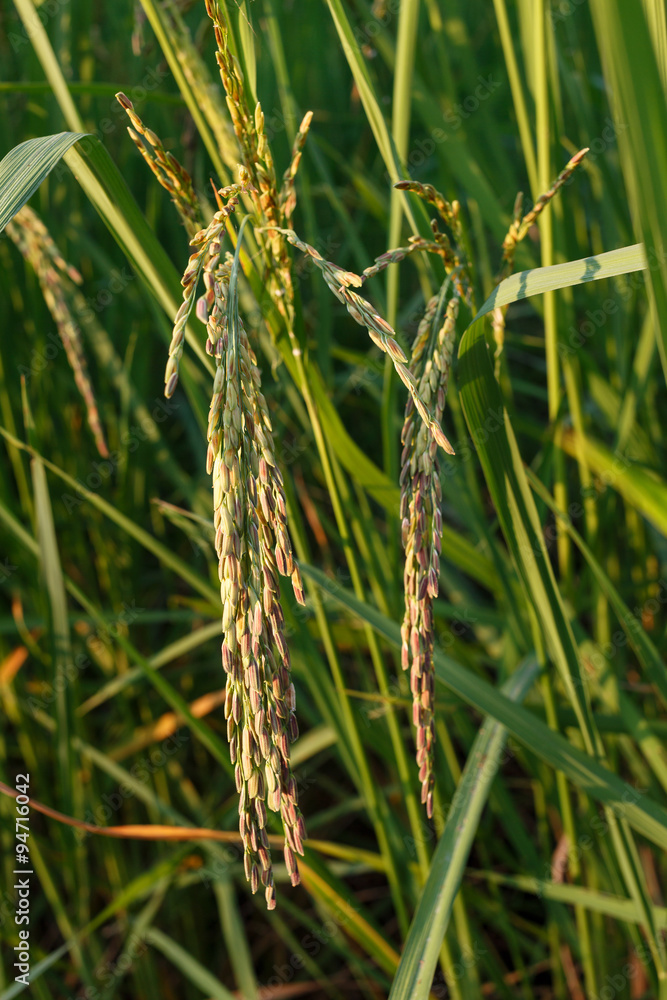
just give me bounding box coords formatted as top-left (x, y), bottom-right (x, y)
top-left (1, 1), bottom-right (667, 998)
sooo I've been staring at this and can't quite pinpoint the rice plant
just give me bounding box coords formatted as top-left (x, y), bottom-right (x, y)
top-left (1, 1), bottom-right (667, 998)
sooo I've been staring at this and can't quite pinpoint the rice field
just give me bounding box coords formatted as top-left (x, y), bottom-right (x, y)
top-left (1, 1), bottom-right (667, 998)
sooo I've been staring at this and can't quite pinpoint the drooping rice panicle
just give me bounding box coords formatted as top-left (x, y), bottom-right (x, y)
top-left (500, 147), bottom-right (589, 276)
top-left (205, 0), bottom-right (257, 163)
top-left (269, 227), bottom-right (456, 455)
top-left (164, 179), bottom-right (250, 398)
top-left (203, 0), bottom-right (272, 235)
top-left (400, 290), bottom-right (460, 817)
top-left (202, 243), bottom-right (306, 909)
top-left (360, 235), bottom-right (462, 284)
top-left (252, 102), bottom-right (297, 315)
top-left (360, 243), bottom-right (425, 282)
top-left (204, 0), bottom-right (312, 338)
top-left (116, 92), bottom-right (204, 239)
top-left (6, 206), bottom-right (109, 458)
top-left (491, 148), bottom-right (589, 374)
top-left (391, 182), bottom-right (474, 305)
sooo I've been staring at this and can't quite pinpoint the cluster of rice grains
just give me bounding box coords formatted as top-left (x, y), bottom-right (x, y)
top-left (273, 181), bottom-right (474, 820)
top-left (272, 227), bottom-right (455, 457)
top-left (393, 156), bottom-right (590, 813)
top-left (492, 147), bottom-right (590, 373)
top-left (116, 91), bottom-right (204, 240)
top-left (204, 0), bottom-right (313, 336)
top-left (124, 0), bottom-right (590, 898)
top-left (399, 290), bottom-right (459, 817)
top-left (122, 3), bottom-right (315, 908)
top-left (149, 2), bottom-right (312, 902)
top-left (162, 187), bottom-right (307, 908)
top-left (206, 242), bottom-right (307, 910)
top-left (5, 206), bottom-right (108, 458)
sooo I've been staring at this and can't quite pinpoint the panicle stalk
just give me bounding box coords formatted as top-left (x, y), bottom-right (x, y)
top-left (493, 148), bottom-right (590, 370)
top-left (204, 0), bottom-right (312, 340)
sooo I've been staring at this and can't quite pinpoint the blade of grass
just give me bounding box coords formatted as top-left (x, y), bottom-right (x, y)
top-left (471, 869), bottom-right (667, 928)
top-left (12, 0), bottom-right (84, 132)
top-left (137, 0), bottom-right (229, 184)
top-left (0, 133), bottom-right (87, 231)
top-left (300, 564), bottom-right (667, 851)
top-left (0, 425), bottom-right (218, 605)
top-left (388, 655), bottom-right (541, 1000)
top-left (142, 927), bottom-right (236, 1000)
top-left (477, 243), bottom-right (647, 321)
top-left (590, 0), bottom-right (667, 381)
top-left (298, 855), bottom-right (401, 977)
top-left (526, 467), bottom-right (667, 708)
top-left (458, 318), bottom-right (596, 750)
top-left (384, 0), bottom-right (421, 485)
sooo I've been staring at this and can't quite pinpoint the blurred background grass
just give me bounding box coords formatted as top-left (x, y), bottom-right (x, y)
top-left (1, 1), bottom-right (667, 998)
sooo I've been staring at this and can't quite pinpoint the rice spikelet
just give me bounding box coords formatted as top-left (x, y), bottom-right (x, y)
top-left (204, 0), bottom-right (311, 340)
top-left (116, 92), bottom-right (204, 239)
top-left (500, 147), bottom-right (589, 275)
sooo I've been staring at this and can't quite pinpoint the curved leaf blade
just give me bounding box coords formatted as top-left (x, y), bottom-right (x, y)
top-left (476, 242), bottom-right (647, 324)
top-left (0, 132), bottom-right (87, 231)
